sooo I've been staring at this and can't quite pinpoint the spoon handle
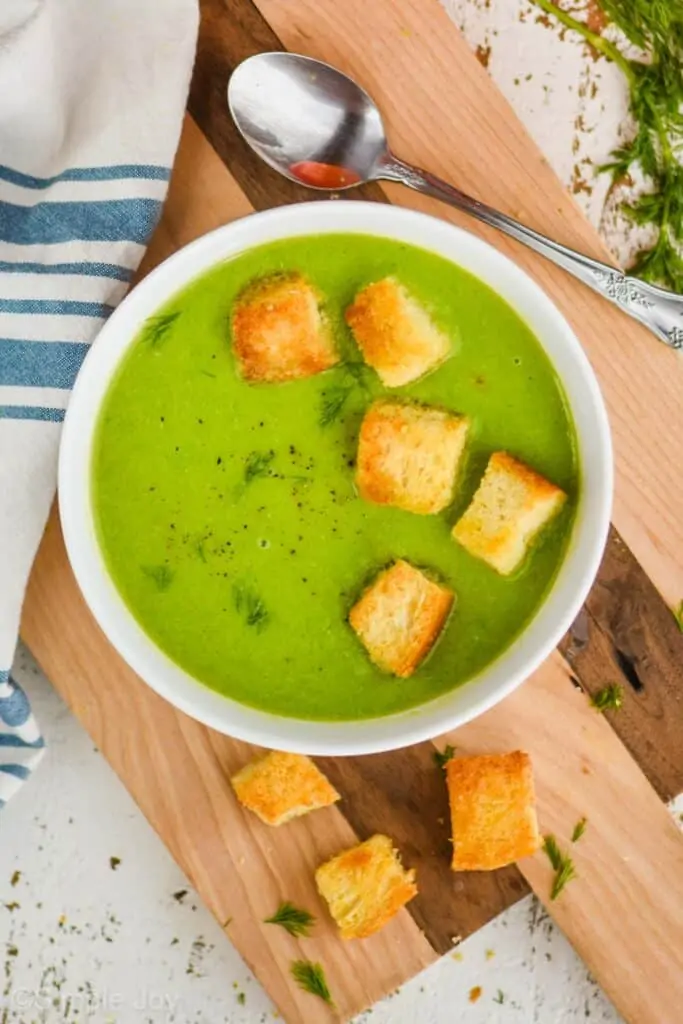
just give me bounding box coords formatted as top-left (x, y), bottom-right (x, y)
top-left (380, 156), bottom-right (683, 351)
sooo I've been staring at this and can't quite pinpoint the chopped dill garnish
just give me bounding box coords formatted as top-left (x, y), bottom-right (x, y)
top-left (195, 540), bottom-right (207, 563)
top-left (543, 834), bottom-right (563, 871)
top-left (571, 817), bottom-right (588, 843)
top-left (232, 583), bottom-right (269, 631)
top-left (243, 450), bottom-right (276, 484)
top-left (264, 902), bottom-right (315, 938)
top-left (141, 564), bottom-right (174, 591)
top-left (433, 744), bottom-right (456, 769)
top-left (141, 311), bottom-right (180, 347)
top-left (494, 989), bottom-right (505, 1005)
top-left (591, 684), bottom-right (624, 712)
top-left (530, 0), bottom-right (683, 292)
top-left (543, 835), bottom-right (577, 900)
top-left (290, 960), bottom-right (334, 1006)
top-left (319, 385), bottom-right (352, 427)
top-left (318, 361), bottom-right (372, 427)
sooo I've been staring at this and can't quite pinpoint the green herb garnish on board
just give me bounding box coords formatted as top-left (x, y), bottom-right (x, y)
top-left (433, 744), bottom-right (456, 769)
top-left (530, 0), bottom-right (683, 292)
top-left (591, 683), bottom-right (624, 712)
top-left (232, 583), bottom-right (269, 632)
top-left (243, 449), bottom-right (276, 484)
top-left (141, 311), bottom-right (180, 348)
top-left (571, 817), bottom-right (587, 843)
top-left (673, 601), bottom-right (683, 632)
top-left (543, 835), bottom-right (577, 900)
top-left (141, 564), bottom-right (174, 591)
top-left (494, 990), bottom-right (506, 1005)
top-left (290, 960), bottom-right (334, 1006)
top-left (265, 902), bottom-right (315, 938)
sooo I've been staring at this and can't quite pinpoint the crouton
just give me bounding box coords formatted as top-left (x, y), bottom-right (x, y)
top-left (356, 400), bottom-right (470, 515)
top-left (315, 834), bottom-right (418, 939)
top-left (446, 752), bottom-right (541, 871)
top-left (231, 751), bottom-right (340, 826)
top-left (349, 560), bottom-right (453, 677)
top-left (231, 272), bottom-right (338, 382)
top-left (452, 452), bottom-right (566, 575)
top-left (345, 276), bottom-right (450, 387)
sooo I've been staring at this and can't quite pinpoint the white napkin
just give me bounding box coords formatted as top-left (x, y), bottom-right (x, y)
top-left (0, 0), bottom-right (198, 806)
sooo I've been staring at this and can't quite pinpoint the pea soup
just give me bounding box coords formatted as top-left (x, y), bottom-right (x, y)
top-left (92, 234), bottom-right (578, 721)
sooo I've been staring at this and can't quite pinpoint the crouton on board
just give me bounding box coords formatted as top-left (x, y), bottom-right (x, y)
top-left (231, 750), bottom-right (340, 826)
top-left (446, 751), bottom-right (541, 871)
top-left (315, 833), bottom-right (418, 939)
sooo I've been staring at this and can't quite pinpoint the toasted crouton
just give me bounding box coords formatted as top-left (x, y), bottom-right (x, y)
top-left (349, 560), bottom-right (453, 677)
top-left (357, 400), bottom-right (470, 515)
top-left (231, 272), bottom-right (338, 382)
top-left (345, 277), bottom-right (450, 387)
top-left (231, 751), bottom-right (340, 826)
top-left (452, 452), bottom-right (566, 575)
top-left (315, 834), bottom-right (418, 939)
top-left (447, 752), bottom-right (541, 871)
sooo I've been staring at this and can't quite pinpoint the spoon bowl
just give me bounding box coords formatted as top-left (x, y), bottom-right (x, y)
top-left (228, 51), bottom-right (683, 350)
top-left (228, 52), bottom-right (388, 189)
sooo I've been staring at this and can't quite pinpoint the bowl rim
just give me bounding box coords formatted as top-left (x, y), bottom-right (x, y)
top-left (58, 200), bottom-right (613, 755)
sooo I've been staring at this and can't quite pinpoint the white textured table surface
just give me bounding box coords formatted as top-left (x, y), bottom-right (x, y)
top-left (2, 3), bottom-right (679, 1022)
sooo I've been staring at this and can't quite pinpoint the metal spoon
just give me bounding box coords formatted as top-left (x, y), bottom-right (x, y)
top-left (228, 51), bottom-right (683, 351)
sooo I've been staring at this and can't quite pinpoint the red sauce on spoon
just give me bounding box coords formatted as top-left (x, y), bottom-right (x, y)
top-left (289, 161), bottom-right (361, 189)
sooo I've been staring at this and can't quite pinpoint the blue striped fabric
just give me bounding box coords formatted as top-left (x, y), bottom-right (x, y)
top-left (0, 163), bottom-right (171, 189)
top-left (0, 197), bottom-right (162, 245)
top-left (1, 161), bottom-right (171, 803)
top-left (1, 340), bottom-right (90, 389)
top-left (0, 298), bottom-right (114, 317)
top-left (0, 673), bottom-right (45, 804)
top-left (0, 405), bottom-right (66, 422)
top-left (0, 260), bottom-right (132, 281)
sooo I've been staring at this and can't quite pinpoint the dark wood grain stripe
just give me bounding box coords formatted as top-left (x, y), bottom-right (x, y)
top-left (560, 527), bottom-right (683, 802)
top-left (187, 0), bottom-right (683, 954)
top-left (189, 0), bottom-right (387, 210)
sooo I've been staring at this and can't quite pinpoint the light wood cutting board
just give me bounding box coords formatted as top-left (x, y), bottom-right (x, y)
top-left (22, 1), bottom-right (683, 1022)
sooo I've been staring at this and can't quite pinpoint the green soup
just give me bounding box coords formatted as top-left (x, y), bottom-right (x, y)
top-left (92, 234), bottom-right (577, 721)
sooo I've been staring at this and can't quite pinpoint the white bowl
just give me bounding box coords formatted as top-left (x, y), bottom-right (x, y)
top-left (59, 201), bottom-right (612, 755)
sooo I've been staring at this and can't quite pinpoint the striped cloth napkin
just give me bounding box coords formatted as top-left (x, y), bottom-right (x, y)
top-left (0, 0), bottom-right (198, 807)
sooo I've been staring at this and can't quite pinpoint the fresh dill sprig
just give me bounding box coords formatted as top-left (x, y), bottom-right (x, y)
top-left (232, 582), bottom-right (269, 631)
top-left (530, 0), bottom-right (683, 292)
top-left (141, 311), bottom-right (180, 347)
top-left (571, 817), bottom-right (587, 843)
top-left (591, 683), bottom-right (624, 712)
top-left (319, 386), bottom-right (352, 427)
top-left (141, 564), bottom-right (174, 591)
top-left (542, 835), bottom-right (577, 900)
top-left (243, 450), bottom-right (276, 484)
top-left (433, 744), bottom-right (456, 769)
top-left (264, 902), bottom-right (315, 938)
top-left (318, 361), bottom-right (372, 427)
top-left (290, 960), bottom-right (334, 1006)
top-left (673, 601), bottom-right (683, 632)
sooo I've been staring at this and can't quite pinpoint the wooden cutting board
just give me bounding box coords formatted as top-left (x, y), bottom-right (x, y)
top-left (21, 1), bottom-right (683, 1022)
